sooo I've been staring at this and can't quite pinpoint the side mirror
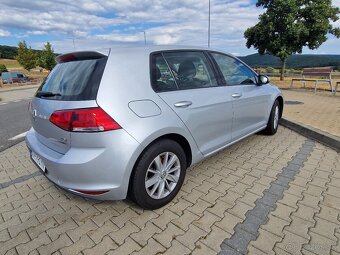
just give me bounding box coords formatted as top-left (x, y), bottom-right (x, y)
top-left (258, 75), bottom-right (270, 85)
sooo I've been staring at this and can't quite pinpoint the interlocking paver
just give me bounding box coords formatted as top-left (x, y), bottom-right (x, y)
top-left (261, 214), bottom-right (289, 238)
top-left (0, 231), bottom-right (30, 254)
top-left (202, 225), bottom-right (231, 252)
top-left (16, 232), bottom-right (50, 255)
top-left (83, 236), bottom-right (118, 255)
top-left (172, 210), bottom-right (200, 231)
top-left (66, 220), bottom-right (98, 242)
top-left (285, 215), bottom-right (314, 240)
top-left (0, 127), bottom-right (339, 254)
top-left (312, 217), bottom-right (338, 241)
top-left (153, 222), bottom-right (184, 248)
top-left (109, 221), bottom-right (139, 245)
top-left (8, 215), bottom-right (39, 238)
top-left (130, 222), bottom-right (161, 246)
top-left (249, 228), bottom-right (281, 255)
top-left (176, 224), bottom-right (207, 250)
top-left (106, 237), bottom-right (141, 255)
top-left (162, 239), bottom-right (191, 255)
top-left (60, 235), bottom-right (95, 255)
top-left (215, 211), bottom-right (243, 235)
top-left (46, 218), bottom-right (78, 241)
top-left (282, 90), bottom-right (340, 138)
top-left (26, 217), bottom-right (57, 239)
top-left (87, 220), bottom-right (119, 244)
top-left (131, 238), bottom-right (166, 255)
top-left (303, 231), bottom-right (336, 255)
top-left (193, 211), bottom-right (221, 233)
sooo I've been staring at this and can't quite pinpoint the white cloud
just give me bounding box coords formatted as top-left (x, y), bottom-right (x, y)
top-left (1, 0), bottom-right (339, 55)
top-left (0, 29), bottom-right (10, 37)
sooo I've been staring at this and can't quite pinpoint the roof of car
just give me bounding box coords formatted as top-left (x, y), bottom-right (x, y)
top-left (108, 45), bottom-right (225, 54)
top-left (56, 45), bottom-right (234, 64)
top-left (59, 45), bottom-right (230, 57)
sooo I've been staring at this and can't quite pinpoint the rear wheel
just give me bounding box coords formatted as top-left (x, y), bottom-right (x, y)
top-left (130, 139), bottom-right (187, 209)
top-left (263, 100), bottom-right (280, 135)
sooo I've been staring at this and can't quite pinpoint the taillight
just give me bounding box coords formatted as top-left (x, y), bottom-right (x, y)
top-left (49, 107), bottom-right (121, 132)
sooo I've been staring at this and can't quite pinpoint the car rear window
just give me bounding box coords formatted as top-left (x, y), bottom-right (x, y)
top-left (36, 57), bottom-right (107, 101)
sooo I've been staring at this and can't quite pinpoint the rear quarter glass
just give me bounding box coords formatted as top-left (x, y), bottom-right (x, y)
top-left (36, 57), bottom-right (107, 101)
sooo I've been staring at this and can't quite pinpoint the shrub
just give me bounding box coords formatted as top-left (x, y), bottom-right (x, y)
top-left (0, 64), bottom-right (7, 74)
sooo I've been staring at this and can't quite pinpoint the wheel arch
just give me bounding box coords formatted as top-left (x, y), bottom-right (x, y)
top-left (127, 132), bottom-right (193, 199)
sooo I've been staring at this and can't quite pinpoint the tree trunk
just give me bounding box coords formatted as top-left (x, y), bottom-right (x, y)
top-left (280, 59), bottom-right (286, 81)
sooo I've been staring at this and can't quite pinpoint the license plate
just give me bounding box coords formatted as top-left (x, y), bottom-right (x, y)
top-left (31, 151), bottom-right (46, 172)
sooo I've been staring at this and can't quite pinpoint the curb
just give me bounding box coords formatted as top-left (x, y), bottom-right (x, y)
top-left (0, 85), bottom-right (40, 93)
top-left (280, 118), bottom-right (340, 153)
top-left (0, 137), bottom-right (26, 153)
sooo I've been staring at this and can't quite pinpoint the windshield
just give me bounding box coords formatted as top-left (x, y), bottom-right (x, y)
top-left (36, 57), bottom-right (107, 100)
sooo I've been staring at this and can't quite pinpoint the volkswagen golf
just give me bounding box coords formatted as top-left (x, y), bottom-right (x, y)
top-left (26, 46), bottom-right (283, 209)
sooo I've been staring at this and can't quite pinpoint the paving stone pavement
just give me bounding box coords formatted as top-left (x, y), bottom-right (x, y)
top-left (0, 127), bottom-right (339, 255)
top-left (282, 90), bottom-right (340, 139)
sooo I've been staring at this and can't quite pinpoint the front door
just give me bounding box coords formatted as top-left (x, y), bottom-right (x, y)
top-left (210, 52), bottom-right (269, 140)
top-left (151, 51), bottom-right (234, 155)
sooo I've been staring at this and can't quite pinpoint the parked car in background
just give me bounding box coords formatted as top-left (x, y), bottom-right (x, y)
top-left (26, 46), bottom-right (284, 209)
top-left (1, 72), bottom-right (29, 84)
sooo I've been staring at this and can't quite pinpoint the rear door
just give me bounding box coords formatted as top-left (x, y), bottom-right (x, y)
top-left (30, 52), bottom-right (108, 154)
top-left (152, 51), bottom-right (235, 155)
top-left (210, 52), bottom-right (270, 140)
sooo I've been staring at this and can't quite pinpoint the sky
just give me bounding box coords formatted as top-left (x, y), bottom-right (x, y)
top-left (0, 0), bottom-right (339, 56)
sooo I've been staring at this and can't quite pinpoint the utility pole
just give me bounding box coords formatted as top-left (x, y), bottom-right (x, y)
top-left (72, 31), bottom-right (76, 51)
top-left (72, 37), bottom-right (76, 51)
top-left (208, 0), bottom-right (211, 47)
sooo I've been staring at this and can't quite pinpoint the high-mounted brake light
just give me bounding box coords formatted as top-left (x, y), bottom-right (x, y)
top-left (49, 107), bottom-right (121, 132)
top-left (57, 53), bottom-right (77, 63)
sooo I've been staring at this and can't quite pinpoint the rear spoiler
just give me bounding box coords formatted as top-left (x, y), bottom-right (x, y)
top-left (56, 50), bottom-right (110, 63)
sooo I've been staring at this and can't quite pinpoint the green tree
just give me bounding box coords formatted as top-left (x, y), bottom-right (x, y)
top-left (244, 0), bottom-right (340, 80)
top-left (0, 64), bottom-right (7, 73)
top-left (265, 66), bottom-right (275, 73)
top-left (38, 42), bottom-right (56, 71)
top-left (16, 41), bottom-right (36, 71)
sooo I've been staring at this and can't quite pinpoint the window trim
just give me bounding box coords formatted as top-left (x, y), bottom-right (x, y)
top-left (206, 51), bottom-right (259, 86)
top-left (149, 50), bottom-right (223, 93)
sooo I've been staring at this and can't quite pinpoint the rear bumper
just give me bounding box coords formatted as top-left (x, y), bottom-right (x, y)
top-left (25, 127), bottom-right (143, 200)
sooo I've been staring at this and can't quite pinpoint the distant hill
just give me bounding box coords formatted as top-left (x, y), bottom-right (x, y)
top-left (239, 53), bottom-right (340, 69)
top-left (0, 45), bottom-right (43, 59)
top-left (2, 44), bottom-right (340, 69)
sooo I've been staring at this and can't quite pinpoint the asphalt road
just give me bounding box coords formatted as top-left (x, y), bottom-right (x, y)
top-left (0, 88), bottom-right (36, 152)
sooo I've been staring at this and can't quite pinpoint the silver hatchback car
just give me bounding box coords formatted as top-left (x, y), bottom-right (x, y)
top-left (26, 46), bottom-right (283, 209)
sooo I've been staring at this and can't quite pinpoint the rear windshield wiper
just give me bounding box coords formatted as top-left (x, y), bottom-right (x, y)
top-left (36, 91), bottom-right (62, 98)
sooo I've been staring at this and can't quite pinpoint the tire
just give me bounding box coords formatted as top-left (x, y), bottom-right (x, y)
top-left (263, 100), bottom-right (280, 135)
top-left (129, 139), bottom-right (187, 209)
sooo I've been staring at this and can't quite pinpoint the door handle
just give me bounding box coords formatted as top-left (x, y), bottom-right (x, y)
top-left (232, 93), bottom-right (242, 98)
top-left (174, 101), bottom-right (192, 108)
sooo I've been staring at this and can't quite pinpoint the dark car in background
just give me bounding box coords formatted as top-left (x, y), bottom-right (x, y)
top-left (0, 72), bottom-right (29, 84)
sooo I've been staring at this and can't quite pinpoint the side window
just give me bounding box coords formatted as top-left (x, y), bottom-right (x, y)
top-left (151, 53), bottom-right (178, 92)
top-left (163, 51), bottom-right (218, 90)
top-left (211, 53), bottom-right (256, 85)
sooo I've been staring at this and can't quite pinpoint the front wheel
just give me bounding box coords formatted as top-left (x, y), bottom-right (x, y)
top-left (129, 139), bottom-right (187, 209)
top-left (263, 100), bottom-right (280, 135)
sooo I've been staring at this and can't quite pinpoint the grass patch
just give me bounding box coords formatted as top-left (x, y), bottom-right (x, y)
top-left (0, 58), bottom-right (22, 69)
